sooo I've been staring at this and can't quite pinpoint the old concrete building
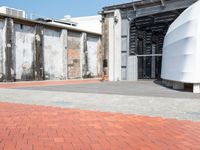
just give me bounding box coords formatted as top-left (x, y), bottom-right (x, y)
top-left (101, 0), bottom-right (197, 82)
top-left (0, 12), bottom-right (102, 82)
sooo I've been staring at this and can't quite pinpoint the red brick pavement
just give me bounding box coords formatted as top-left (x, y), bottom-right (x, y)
top-left (0, 79), bottom-right (100, 89)
top-left (0, 102), bottom-right (200, 150)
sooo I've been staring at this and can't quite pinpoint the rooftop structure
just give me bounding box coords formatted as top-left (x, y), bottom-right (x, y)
top-left (35, 15), bottom-right (102, 35)
top-left (0, 6), bottom-right (26, 18)
top-left (64, 15), bottom-right (102, 34)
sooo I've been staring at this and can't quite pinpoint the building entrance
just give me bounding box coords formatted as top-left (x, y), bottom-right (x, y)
top-left (129, 10), bottom-right (183, 79)
top-left (138, 56), bottom-right (162, 79)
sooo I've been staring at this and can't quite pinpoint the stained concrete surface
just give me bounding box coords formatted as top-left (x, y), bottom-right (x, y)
top-left (18, 80), bottom-right (200, 99)
top-left (0, 80), bottom-right (200, 121)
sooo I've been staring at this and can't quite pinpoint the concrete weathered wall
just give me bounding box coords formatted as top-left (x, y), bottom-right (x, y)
top-left (102, 14), bottom-right (109, 79)
top-left (0, 20), bottom-right (5, 81)
top-left (96, 37), bottom-right (103, 77)
top-left (67, 31), bottom-right (81, 79)
top-left (14, 24), bottom-right (35, 81)
top-left (87, 35), bottom-right (101, 77)
top-left (0, 16), bottom-right (102, 82)
top-left (43, 28), bottom-right (67, 80)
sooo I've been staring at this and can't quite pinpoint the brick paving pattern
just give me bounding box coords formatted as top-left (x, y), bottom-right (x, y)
top-left (0, 102), bottom-right (200, 150)
top-left (0, 79), bottom-right (100, 89)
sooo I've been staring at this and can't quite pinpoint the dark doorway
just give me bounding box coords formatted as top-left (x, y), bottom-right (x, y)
top-left (138, 56), bottom-right (162, 79)
top-left (130, 10), bottom-right (184, 79)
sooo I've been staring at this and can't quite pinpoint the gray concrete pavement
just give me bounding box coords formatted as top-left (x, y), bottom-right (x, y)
top-left (0, 84), bottom-right (200, 121)
top-left (17, 80), bottom-right (200, 99)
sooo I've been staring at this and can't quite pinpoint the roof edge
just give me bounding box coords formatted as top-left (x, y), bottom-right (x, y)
top-left (0, 13), bottom-right (101, 36)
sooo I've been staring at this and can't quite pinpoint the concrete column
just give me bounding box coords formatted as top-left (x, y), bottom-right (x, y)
top-left (0, 44), bottom-right (3, 81)
top-left (114, 9), bottom-right (122, 81)
top-left (34, 24), bottom-right (44, 81)
top-left (173, 81), bottom-right (184, 90)
top-left (0, 19), bottom-right (6, 82)
top-left (5, 18), bottom-right (14, 81)
top-left (96, 37), bottom-right (103, 77)
top-left (80, 32), bottom-right (87, 79)
top-left (193, 84), bottom-right (200, 93)
top-left (61, 29), bottom-right (68, 80)
top-left (102, 15), bottom-right (109, 79)
top-left (108, 9), bottom-right (122, 81)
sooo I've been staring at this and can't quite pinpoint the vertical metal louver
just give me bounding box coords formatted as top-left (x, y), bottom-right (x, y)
top-left (129, 22), bottom-right (137, 55)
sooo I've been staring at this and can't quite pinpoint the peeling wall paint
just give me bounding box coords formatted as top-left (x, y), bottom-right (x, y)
top-left (43, 28), bottom-right (65, 80)
top-left (102, 15), bottom-right (110, 79)
top-left (0, 20), bottom-right (5, 81)
top-left (5, 18), bottom-right (14, 81)
top-left (14, 24), bottom-right (35, 81)
top-left (34, 25), bottom-right (44, 81)
top-left (61, 29), bottom-right (68, 80)
top-left (0, 17), bottom-right (102, 82)
top-left (87, 35), bottom-right (99, 77)
top-left (67, 31), bottom-right (81, 79)
top-left (97, 37), bottom-right (103, 77)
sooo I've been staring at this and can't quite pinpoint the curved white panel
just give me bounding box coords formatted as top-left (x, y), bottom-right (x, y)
top-left (161, 1), bottom-right (200, 83)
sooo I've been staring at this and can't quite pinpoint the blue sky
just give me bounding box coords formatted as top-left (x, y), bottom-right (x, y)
top-left (0, 0), bottom-right (131, 19)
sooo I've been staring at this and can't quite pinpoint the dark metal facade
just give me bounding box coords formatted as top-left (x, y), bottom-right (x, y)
top-left (130, 10), bottom-right (183, 79)
top-left (102, 0), bottom-right (198, 80)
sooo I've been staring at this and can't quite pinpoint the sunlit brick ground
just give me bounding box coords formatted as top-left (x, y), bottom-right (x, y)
top-left (0, 102), bottom-right (200, 150)
top-left (0, 79), bottom-right (100, 89)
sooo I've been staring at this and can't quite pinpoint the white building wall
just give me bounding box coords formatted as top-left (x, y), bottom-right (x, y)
top-left (14, 24), bottom-right (35, 80)
top-left (87, 35), bottom-right (98, 76)
top-left (70, 15), bottom-right (102, 34)
top-left (162, 0), bottom-right (200, 84)
top-left (43, 29), bottom-right (65, 80)
top-left (127, 56), bottom-right (138, 81)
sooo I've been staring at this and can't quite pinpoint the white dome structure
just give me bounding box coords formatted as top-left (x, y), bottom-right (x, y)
top-left (161, 0), bottom-right (200, 93)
